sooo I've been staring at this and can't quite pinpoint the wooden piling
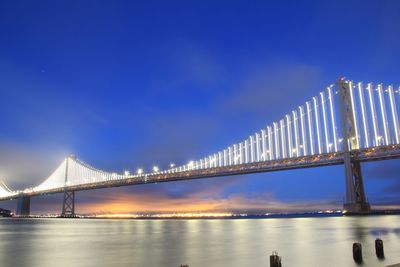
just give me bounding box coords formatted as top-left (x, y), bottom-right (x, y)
top-left (353, 242), bottom-right (363, 263)
top-left (270, 251), bottom-right (282, 267)
top-left (375, 238), bottom-right (384, 259)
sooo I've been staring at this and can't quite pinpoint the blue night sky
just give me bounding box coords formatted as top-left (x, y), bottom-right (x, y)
top-left (1, 1), bottom-right (400, 214)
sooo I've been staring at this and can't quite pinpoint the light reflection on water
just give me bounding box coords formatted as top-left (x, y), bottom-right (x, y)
top-left (0, 215), bottom-right (400, 267)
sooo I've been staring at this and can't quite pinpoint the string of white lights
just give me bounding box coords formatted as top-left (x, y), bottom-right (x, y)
top-left (3, 80), bottom-right (400, 197)
top-left (170, 81), bottom-right (400, 174)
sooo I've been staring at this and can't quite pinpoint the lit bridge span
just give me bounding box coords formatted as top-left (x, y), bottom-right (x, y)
top-left (1, 78), bottom-right (400, 216)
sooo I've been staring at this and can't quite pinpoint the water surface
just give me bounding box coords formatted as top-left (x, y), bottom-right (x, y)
top-left (1, 215), bottom-right (400, 267)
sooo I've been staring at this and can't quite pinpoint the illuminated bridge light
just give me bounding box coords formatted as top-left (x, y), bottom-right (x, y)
top-left (1, 79), bottom-right (400, 205)
top-left (152, 166), bottom-right (159, 173)
top-left (320, 91), bottom-right (330, 153)
top-left (377, 84), bottom-right (390, 145)
top-left (328, 86), bottom-right (338, 152)
top-left (357, 82), bottom-right (370, 148)
top-left (286, 115), bottom-right (293, 158)
top-left (268, 126), bottom-right (273, 160)
top-left (279, 120), bottom-right (285, 158)
top-left (348, 81), bottom-right (360, 149)
top-left (388, 85), bottom-right (400, 144)
top-left (306, 101), bottom-right (314, 155)
top-left (255, 133), bottom-right (261, 162)
top-left (299, 105), bottom-right (307, 156)
top-left (367, 83), bottom-right (380, 146)
top-left (273, 122), bottom-right (280, 159)
top-left (292, 110), bottom-right (300, 157)
top-left (313, 96), bottom-right (322, 154)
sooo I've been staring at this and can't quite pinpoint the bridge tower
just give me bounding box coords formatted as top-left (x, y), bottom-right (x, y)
top-left (61, 156), bottom-right (76, 217)
top-left (338, 78), bottom-right (371, 213)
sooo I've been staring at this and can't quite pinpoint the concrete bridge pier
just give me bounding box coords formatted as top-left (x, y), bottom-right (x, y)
top-left (16, 194), bottom-right (30, 216)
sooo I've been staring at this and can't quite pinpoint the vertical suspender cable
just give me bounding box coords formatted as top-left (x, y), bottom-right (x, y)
top-left (267, 126), bottom-right (273, 160)
top-left (377, 84), bottom-right (390, 145)
top-left (299, 106), bottom-right (307, 156)
top-left (280, 120), bottom-right (287, 158)
top-left (327, 87), bottom-right (338, 152)
top-left (292, 110), bottom-right (300, 157)
top-left (313, 97), bottom-right (322, 154)
top-left (233, 144), bottom-right (238, 164)
top-left (367, 83), bottom-right (380, 146)
top-left (249, 136), bottom-right (255, 162)
top-left (261, 129), bottom-right (267, 161)
top-left (286, 115), bottom-right (293, 157)
top-left (256, 133), bottom-right (261, 162)
top-left (306, 101), bottom-right (315, 155)
top-left (388, 85), bottom-right (400, 144)
top-left (273, 122), bottom-right (280, 159)
top-left (321, 91), bottom-right (331, 152)
top-left (348, 81), bottom-right (360, 149)
top-left (357, 82), bottom-right (369, 148)
top-left (244, 141), bottom-right (249, 163)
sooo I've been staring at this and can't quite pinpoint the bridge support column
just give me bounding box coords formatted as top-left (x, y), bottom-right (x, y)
top-left (16, 194), bottom-right (30, 216)
top-left (61, 190), bottom-right (76, 217)
top-left (338, 78), bottom-right (370, 213)
top-left (61, 156), bottom-right (76, 217)
top-left (342, 157), bottom-right (370, 213)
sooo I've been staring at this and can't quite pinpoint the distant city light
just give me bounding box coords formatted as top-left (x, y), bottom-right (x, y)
top-left (137, 168), bottom-right (143, 175)
top-left (153, 166), bottom-right (159, 173)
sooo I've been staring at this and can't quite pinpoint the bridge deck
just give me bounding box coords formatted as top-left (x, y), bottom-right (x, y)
top-left (1, 145), bottom-right (400, 201)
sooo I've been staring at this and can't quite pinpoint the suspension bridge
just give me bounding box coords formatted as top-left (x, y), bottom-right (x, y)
top-left (1, 78), bottom-right (400, 216)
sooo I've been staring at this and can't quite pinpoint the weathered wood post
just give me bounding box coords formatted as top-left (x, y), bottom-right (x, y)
top-left (353, 242), bottom-right (363, 263)
top-left (375, 238), bottom-right (384, 259)
top-left (270, 251), bottom-right (282, 267)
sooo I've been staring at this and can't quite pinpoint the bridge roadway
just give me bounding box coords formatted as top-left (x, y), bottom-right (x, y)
top-left (1, 144), bottom-right (400, 202)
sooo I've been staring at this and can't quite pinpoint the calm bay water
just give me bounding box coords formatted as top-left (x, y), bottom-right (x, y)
top-left (0, 215), bottom-right (400, 267)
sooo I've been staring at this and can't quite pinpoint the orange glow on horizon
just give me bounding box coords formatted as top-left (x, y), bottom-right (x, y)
top-left (73, 190), bottom-right (345, 214)
top-left (79, 198), bottom-right (226, 214)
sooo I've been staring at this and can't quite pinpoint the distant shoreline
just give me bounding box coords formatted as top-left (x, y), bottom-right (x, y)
top-left (6, 210), bottom-right (400, 220)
